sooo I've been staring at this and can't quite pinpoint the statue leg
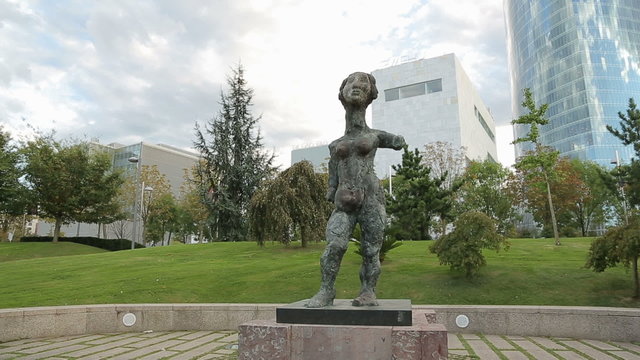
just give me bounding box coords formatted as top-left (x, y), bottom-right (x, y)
top-left (352, 204), bottom-right (385, 306)
top-left (306, 210), bottom-right (355, 308)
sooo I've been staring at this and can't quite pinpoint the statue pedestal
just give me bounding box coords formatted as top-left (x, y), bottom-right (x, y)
top-left (238, 300), bottom-right (447, 360)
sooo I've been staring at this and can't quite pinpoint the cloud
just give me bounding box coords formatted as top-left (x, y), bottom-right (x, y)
top-left (0, 0), bottom-right (514, 168)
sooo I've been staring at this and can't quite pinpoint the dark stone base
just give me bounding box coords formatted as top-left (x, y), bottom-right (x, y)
top-left (276, 299), bottom-right (412, 326)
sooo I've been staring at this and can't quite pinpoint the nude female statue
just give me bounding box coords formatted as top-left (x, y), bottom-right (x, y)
top-left (306, 72), bottom-right (405, 308)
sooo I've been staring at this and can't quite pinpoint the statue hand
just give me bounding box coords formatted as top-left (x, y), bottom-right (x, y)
top-left (392, 135), bottom-right (406, 150)
top-left (326, 187), bottom-right (336, 203)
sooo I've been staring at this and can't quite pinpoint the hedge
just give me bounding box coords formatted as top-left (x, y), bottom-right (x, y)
top-left (20, 236), bottom-right (145, 251)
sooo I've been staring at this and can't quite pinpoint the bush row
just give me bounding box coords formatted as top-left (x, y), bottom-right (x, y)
top-left (20, 236), bottom-right (145, 251)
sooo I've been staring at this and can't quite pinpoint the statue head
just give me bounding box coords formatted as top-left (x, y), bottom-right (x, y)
top-left (339, 72), bottom-right (378, 108)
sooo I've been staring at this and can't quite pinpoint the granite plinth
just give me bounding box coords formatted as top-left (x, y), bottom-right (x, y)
top-left (276, 299), bottom-right (412, 326)
top-left (239, 308), bottom-right (447, 360)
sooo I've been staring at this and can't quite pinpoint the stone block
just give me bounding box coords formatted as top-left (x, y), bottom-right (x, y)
top-left (171, 310), bottom-right (207, 330)
top-left (239, 307), bottom-right (447, 360)
top-left (392, 309), bottom-right (447, 360)
top-left (290, 324), bottom-right (392, 360)
top-left (51, 311), bottom-right (87, 338)
top-left (0, 314), bottom-right (25, 342)
top-left (238, 320), bottom-right (290, 360)
top-left (140, 310), bottom-right (174, 331)
top-left (85, 308), bottom-right (119, 334)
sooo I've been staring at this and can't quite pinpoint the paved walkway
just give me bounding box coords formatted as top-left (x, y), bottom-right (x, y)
top-left (1, 330), bottom-right (639, 359)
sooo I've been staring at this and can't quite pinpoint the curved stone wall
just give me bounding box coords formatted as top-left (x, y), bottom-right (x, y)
top-left (0, 304), bottom-right (638, 343)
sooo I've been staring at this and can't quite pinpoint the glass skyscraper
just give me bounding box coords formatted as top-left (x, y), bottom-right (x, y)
top-left (505, 0), bottom-right (640, 166)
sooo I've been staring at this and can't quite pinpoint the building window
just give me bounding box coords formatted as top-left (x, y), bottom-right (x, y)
top-left (426, 79), bottom-right (442, 93)
top-left (384, 88), bottom-right (399, 101)
top-left (384, 78), bottom-right (442, 102)
top-left (400, 83), bottom-right (425, 98)
top-left (475, 106), bottom-right (495, 143)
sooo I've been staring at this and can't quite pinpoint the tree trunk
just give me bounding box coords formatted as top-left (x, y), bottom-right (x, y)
top-left (633, 256), bottom-right (639, 299)
top-left (53, 218), bottom-right (62, 242)
top-left (544, 174), bottom-right (561, 245)
top-left (300, 225), bottom-right (308, 248)
top-left (97, 223), bottom-right (101, 238)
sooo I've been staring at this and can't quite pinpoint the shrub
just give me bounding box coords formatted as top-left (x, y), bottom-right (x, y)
top-left (429, 211), bottom-right (509, 278)
top-left (20, 236), bottom-right (145, 251)
top-left (350, 230), bottom-right (403, 263)
top-left (586, 215), bottom-right (640, 298)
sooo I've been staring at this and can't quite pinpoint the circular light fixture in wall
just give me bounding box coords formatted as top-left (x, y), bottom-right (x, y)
top-left (122, 313), bottom-right (137, 327)
top-left (455, 314), bottom-right (470, 328)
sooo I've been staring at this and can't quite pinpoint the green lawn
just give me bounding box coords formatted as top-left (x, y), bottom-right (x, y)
top-left (0, 238), bottom-right (638, 309)
top-left (0, 242), bottom-right (107, 262)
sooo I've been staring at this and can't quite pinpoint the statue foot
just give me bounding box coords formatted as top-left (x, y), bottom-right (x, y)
top-left (305, 289), bottom-right (336, 308)
top-left (352, 292), bottom-right (378, 307)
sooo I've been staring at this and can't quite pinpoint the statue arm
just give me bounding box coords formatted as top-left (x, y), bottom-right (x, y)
top-left (326, 147), bottom-right (338, 202)
top-left (377, 130), bottom-right (406, 150)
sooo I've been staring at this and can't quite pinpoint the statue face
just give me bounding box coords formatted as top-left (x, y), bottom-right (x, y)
top-left (341, 72), bottom-right (372, 106)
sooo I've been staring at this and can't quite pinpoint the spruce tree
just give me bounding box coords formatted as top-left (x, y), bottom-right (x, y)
top-left (194, 64), bottom-right (275, 242)
top-left (387, 147), bottom-right (456, 240)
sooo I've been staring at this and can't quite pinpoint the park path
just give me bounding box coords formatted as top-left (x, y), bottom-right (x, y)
top-left (1, 330), bottom-right (639, 359)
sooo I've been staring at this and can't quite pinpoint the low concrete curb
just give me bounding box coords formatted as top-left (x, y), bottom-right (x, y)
top-left (1, 304), bottom-right (638, 343)
top-left (423, 305), bottom-right (640, 342)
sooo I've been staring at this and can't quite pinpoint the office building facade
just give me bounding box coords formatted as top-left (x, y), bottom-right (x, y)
top-left (290, 143), bottom-right (330, 171)
top-left (371, 54), bottom-right (498, 178)
top-left (505, 0), bottom-right (640, 165)
top-left (35, 142), bottom-right (199, 240)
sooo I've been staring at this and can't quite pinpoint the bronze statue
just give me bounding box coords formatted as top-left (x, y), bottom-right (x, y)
top-left (306, 72), bottom-right (405, 308)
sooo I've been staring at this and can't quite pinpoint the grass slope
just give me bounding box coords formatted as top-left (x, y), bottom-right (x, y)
top-left (0, 238), bottom-right (637, 309)
top-left (0, 242), bottom-right (107, 262)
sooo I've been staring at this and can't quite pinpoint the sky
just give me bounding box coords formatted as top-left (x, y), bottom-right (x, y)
top-left (0, 0), bottom-right (516, 168)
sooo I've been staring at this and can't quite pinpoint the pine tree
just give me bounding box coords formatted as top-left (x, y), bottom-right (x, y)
top-left (387, 147), bottom-right (456, 240)
top-left (194, 64), bottom-right (275, 242)
top-left (607, 98), bottom-right (640, 159)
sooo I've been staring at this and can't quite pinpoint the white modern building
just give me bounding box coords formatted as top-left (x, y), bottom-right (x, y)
top-left (371, 54), bottom-right (498, 178)
top-left (290, 144), bottom-right (330, 172)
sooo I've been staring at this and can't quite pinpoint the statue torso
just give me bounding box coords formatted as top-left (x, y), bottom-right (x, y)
top-left (329, 130), bottom-right (382, 212)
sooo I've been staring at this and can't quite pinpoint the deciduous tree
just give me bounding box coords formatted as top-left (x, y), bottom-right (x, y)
top-left (146, 192), bottom-right (178, 246)
top-left (567, 160), bottom-right (615, 236)
top-left (456, 160), bottom-right (520, 235)
top-left (421, 141), bottom-right (467, 190)
top-left (512, 88), bottom-right (561, 245)
top-left (174, 166), bottom-right (209, 243)
top-left (249, 161), bottom-right (331, 247)
top-left (22, 137), bottom-right (123, 242)
top-left (138, 165), bottom-right (171, 243)
top-left (0, 127), bottom-right (27, 241)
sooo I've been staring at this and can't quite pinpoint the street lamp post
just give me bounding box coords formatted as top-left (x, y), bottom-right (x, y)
top-left (128, 156), bottom-right (141, 249)
top-left (141, 186), bottom-right (153, 245)
top-left (611, 150), bottom-right (629, 225)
